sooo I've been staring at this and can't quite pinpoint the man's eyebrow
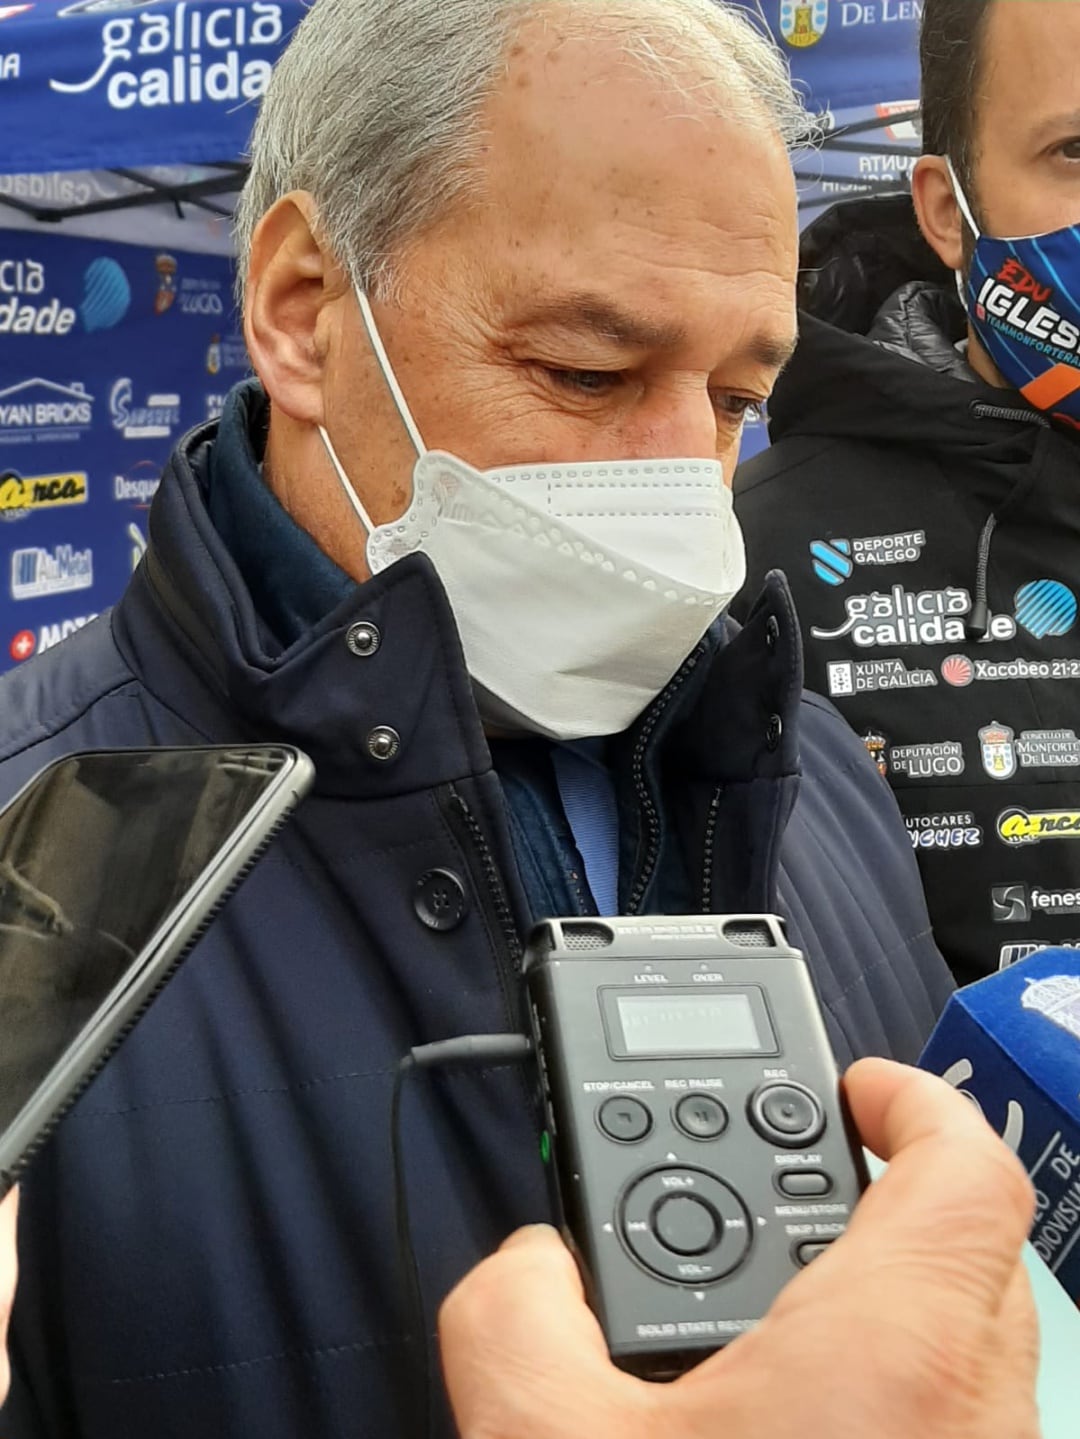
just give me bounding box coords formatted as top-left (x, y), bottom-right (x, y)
top-left (746, 334), bottom-right (799, 371)
top-left (514, 293), bottom-right (688, 350)
top-left (1028, 109), bottom-right (1080, 147)
top-left (514, 293), bottom-right (798, 371)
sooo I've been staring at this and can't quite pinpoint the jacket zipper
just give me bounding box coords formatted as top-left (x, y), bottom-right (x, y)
top-left (443, 782), bottom-right (523, 975)
top-left (970, 401), bottom-right (1049, 428)
top-left (700, 784), bottom-right (724, 913)
top-left (625, 647), bottom-right (707, 915)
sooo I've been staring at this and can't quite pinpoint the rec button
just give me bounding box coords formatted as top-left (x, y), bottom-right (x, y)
top-left (597, 1095), bottom-right (652, 1143)
top-left (674, 1093), bottom-right (728, 1140)
top-left (749, 1082), bottom-right (825, 1148)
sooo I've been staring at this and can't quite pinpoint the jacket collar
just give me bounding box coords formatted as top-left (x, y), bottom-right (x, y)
top-left (118, 408), bottom-right (492, 801)
top-left (115, 387), bottom-right (804, 808)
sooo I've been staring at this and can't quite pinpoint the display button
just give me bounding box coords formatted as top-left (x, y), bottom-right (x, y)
top-left (651, 1195), bottom-right (720, 1256)
top-left (674, 1093), bottom-right (728, 1140)
top-left (749, 1082), bottom-right (825, 1147)
top-left (597, 1095), bottom-right (652, 1143)
top-left (795, 1240), bottom-right (835, 1267)
top-left (775, 1169), bottom-right (833, 1198)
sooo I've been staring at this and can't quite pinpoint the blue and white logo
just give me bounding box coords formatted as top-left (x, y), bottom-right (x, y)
top-left (1015, 579), bottom-right (1078, 639)
top-left (80, 257), bottom-right (130, 333)
top-left (10, 543), bottom-right (93, 601)
top-left (810, 537), bottom-right (853, 586)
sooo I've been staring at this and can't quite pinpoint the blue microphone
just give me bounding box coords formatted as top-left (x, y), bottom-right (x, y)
top-left (920, 948), bottom-right (1080, 1305)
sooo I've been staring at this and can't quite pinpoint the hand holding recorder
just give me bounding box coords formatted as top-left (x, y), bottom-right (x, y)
top-left (440, 1059), bottom-right (1040, 1439)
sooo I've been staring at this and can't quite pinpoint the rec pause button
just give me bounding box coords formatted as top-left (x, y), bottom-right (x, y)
top-left (597, 1095), bottom-right (652, 1143)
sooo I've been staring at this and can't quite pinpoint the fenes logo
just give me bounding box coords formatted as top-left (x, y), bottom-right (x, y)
top-left (1015, 579), bottom-right (1077, 638)
top-left (779, 0), bottom-right (828, 47)
top-left (991, 884), bottom-right (1030, 923)
top-left (0, 469), bottom-right (88, 520)
top-left (997, 807), bottom-right (1080, 846)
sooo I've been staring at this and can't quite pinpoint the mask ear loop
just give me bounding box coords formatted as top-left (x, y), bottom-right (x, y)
top-left (318, 421), bottom-right (379, 534)
top-left (945, 157), bottom-right (981, 318)
top-left (355, 289), bottom-right (426, 458)
top-left (317, 287), bottom-right (429, 537)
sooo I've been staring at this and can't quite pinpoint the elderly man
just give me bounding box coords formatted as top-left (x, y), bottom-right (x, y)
top-left (0, 2), bottom-right (953, 1435)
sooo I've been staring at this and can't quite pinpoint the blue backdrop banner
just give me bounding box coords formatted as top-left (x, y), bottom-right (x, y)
top-left (753, 0), bottom-right (920, 114)
top-left (0, 0), bottom-right (920, 175)
top-left (0, 0), bottom-right (300, 175)
top-left (0, 227), bottom-right (244, 670)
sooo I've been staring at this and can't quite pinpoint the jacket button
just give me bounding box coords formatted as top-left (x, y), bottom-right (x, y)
top-left (366, 725), bottom-right (401, 762)
top-left (414, 868), bottom-right (469, 932)
top-left (346, 621), bottom-right (381, 657)
top-left (765, 615), bottom-right (780, 649)
top-left (766, 714), bottom-right (783, 751)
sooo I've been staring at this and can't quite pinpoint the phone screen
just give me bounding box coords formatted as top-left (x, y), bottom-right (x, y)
top-left (0, 746), bottom-right (296, 1133)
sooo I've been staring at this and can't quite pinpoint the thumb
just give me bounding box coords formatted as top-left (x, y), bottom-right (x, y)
top-left (439, 1226), bottom-right (635, 1439)
top-left (835, 1059), bottom-right (1034, 1314)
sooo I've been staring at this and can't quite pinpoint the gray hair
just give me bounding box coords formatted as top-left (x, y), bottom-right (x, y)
top-left (235, 0), bottom-right (809, 307)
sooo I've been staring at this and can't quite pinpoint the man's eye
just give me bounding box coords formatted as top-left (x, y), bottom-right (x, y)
top-left (713, 393), bottom-right (765, 424)
top-left (1056, 138), bottom-right (1080, 162)
top-left (542, 367), bottom-right (622, 395)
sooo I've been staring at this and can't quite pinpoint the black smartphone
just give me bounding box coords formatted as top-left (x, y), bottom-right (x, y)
top-left (0, 744), bottom-right (314, 1192)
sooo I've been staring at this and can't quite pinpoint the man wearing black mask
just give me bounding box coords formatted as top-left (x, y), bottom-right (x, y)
top-left (736, 0), bottom-right (1080, 988)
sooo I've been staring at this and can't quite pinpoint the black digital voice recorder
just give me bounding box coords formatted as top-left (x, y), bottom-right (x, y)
top-left (524, 914), bottom-right (869, 1380)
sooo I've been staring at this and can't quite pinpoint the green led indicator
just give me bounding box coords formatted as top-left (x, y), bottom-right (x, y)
top-left (540, 1130), bottom-right (551, 1164)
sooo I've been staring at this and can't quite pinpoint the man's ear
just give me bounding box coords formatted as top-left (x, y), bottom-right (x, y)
top-left (242, 191), bottom-right (347, 425)
top-left (911, 155), bottom-right (966, 274)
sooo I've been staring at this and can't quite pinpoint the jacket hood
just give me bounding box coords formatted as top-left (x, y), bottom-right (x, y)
top-left (767, 194), bottom-right (1046, 458)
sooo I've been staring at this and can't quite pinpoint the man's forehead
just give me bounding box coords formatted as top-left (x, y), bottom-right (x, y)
top-left (479, 21), bottom-right (789, 207)
top-left (980, 0), bottom-right (1080, 121)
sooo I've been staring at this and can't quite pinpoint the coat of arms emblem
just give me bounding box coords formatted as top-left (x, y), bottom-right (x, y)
top-left (779, 0), bottom-right (828, 48)
top-left (980, 722), bottom-right (1016, 780)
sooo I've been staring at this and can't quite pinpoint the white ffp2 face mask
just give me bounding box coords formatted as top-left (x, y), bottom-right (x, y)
top-left (318, 289), bottom-right (746, 740)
